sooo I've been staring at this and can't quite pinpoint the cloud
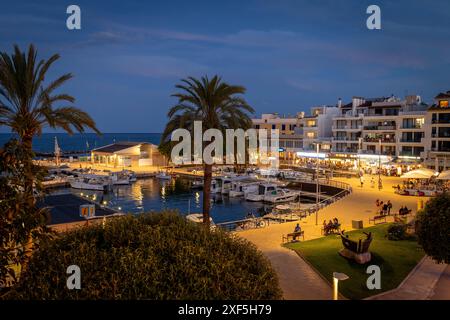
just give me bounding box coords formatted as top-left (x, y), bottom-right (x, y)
top-left (109, 55), bottom-right (209, 78)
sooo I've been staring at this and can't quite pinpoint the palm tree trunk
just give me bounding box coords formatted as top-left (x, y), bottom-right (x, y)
top-left (20, 134), bottom-right (35, 275)
top-left (202, 163), bottom-right (212, 227)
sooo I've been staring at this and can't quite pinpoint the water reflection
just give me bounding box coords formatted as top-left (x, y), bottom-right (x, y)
top-left (58, 177), bottom-right (274, 223)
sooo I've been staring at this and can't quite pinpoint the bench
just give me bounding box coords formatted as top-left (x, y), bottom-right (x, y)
top-left (282, 231), bottom-right (305, 243)
top-left (369, 215), bottom-right (387, 225)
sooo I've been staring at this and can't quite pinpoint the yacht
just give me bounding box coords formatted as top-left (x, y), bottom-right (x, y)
top-left (69, 177), bottom-right (109, 191)
top-left (229, 179), bottom-right (260, 197)
top-left (210, 177), bottom-right (223, 193)
top-left (245, 183), bottom-right (278, 202)
top-left (263, 188), bottom-right (300, 204)
top-left (220, 175), bottom-right (250, 194)
top-left (109, 172), bottom-right (130, 185)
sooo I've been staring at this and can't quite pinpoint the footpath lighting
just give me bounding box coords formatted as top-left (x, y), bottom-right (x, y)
top-left (333, 272), bottom-right (349, 300)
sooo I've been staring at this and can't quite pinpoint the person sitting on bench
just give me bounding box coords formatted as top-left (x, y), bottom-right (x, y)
top-left (292, 223), bottom-right (302, 241)
top-left (398, 206), bottom-right (405, 215)
top-left (333, 217), bottom-right (340, 229)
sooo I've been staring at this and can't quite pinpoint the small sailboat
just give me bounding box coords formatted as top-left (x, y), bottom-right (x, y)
top-left (54, 136), bottom-right (61, 166)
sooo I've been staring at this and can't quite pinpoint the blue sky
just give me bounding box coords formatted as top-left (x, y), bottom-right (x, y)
top-left (1, 0), bottom-right (449, 133)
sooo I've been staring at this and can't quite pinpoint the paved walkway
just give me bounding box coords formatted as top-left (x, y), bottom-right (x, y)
top-left (367, 257), bottom-right (448, 300)
top-left (238, 175), bottom-right (428, 300)
top-left (431, 265), bottom-right (450, 300)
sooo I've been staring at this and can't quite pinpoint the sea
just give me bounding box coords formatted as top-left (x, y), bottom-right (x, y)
top-left (0, 132), bottom-right (283, 223)
top-left (0, 132), bottom-right (162, 154)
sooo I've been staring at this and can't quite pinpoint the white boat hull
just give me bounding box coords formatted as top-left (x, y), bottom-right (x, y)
top-left (70, 180), bottom-right (107, 191)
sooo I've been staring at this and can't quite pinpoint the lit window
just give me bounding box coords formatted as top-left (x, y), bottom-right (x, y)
top-left (439, 100), bottom-right (449, 108)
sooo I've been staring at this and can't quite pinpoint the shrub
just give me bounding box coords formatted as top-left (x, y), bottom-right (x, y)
top-left (387, 223), bottom-right (407, 241)
top-left (416, 193), bottom-right (450, 264)
top-left (4, 211), bottom-right (282, 300)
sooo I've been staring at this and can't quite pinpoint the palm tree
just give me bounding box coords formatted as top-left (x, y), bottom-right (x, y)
top-left (160, 75), bottom-right (254, 226)
top-left (0, 44), bottom-right (100, 195)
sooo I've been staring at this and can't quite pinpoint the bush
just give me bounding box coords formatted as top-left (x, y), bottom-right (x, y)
top-left (416, 193), bottom-right (450, 264)
top-left (387, 223), bottom-right (408, 241)
top-left (4, 211), bottom-right (282, 300)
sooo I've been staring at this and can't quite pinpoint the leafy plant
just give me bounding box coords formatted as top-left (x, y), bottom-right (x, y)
top-left (416, 192), bottom-right (450, 264)
top-left (0, 139), bottom-right (52, 290)
top-left (387, 223), bottom-right (408, 241)
top-left (4, 212), bottom-right (282, 300)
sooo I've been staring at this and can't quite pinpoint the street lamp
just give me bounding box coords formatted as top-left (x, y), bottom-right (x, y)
top-left (315, 143), bottom-right (320, 226)
top-left (333, 272), bottom-right (349, 300)
top-left (378, 139), bottom-right (382, 190)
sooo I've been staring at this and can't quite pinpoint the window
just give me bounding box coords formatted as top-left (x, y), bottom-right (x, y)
top-left (439, 100), bottom-right (449, 108)
top-left (282, 124), bottom-right (286, 131)
top-left (272, 124), bottom-right (276, 130)
top-left (254, 124), bottom-right (260, 129)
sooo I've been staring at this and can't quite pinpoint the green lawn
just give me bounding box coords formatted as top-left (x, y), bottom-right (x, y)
top-left (285, 224), bottom-right (424, 300)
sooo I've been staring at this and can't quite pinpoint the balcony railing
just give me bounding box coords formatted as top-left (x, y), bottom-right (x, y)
top-left (364, 125), bottom-right (396, 131)
top-left (432, 119), bottom-right (450, 124)
top-left (400, 124), bottom-right (423, 129)
top-left (399, 139), bottom-right (423, 143)
top-left (363, 138), bottom-right (396, 143)
top-left (332, 125), bottom-right (362, 130)
top-left (399, 151), bottom-right (422, 157)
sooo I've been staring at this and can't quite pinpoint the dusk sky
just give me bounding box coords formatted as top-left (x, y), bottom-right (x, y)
top-left (1, 0), bottom-right (449, 133)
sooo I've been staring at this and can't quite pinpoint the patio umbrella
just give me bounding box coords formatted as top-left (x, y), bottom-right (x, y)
top-left (437, 170), bottom-right (450, 180)
top-left (400, 168), bottom-right (438, 179)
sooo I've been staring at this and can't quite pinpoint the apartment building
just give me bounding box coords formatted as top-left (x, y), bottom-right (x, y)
top-left (252, 113), bottom-right (303, 161)
top-left (331, 95), bottom-right (427, 163)
top-left (301, 105), bottom-right (340, 154)
top-left (423, 91), bottom-right (450, 170)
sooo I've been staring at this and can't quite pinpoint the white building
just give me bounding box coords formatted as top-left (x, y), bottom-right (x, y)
top-left (331, 95), bottom-right (427, 165)
top-left (423, 91), bottom-right (450, 170)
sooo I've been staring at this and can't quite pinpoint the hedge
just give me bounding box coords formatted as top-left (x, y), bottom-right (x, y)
top-left (4, 211), bottom-right (282, 300)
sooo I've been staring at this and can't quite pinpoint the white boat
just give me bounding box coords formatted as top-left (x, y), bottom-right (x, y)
top-left (191, 180), bottom-right (204, 189)
top-left (220, 175), bottom-right (250, 194)
top-left (155, 172), bottom-right (171, 180)
top-left (263, 188), bottom-right (300, 204)
top-left (229, 179), bottom-right (260, 197)
top-left (109, 172), bottom-right (130, 185)
top-left (186, 213), bottom-right (215, 227)
top-left (245, 183), bottom-right (278, 202)
top-left (69, 177), bottom-right (109, 191)
top-left (210, 177), bottom-right (223, 193)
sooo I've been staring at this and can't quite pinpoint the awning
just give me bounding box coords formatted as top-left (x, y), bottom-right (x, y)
top-left (437, 170), bottom-right (450, 180)
top-left (400, 168), bottom-right (438, 179)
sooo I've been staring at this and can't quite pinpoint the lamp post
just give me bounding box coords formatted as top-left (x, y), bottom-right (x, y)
top-left (333, 272), bottom-right (349, 300)
top-left (315, 143), bottom-right (320, 226)
top-left (378, 139), bottom-right (382, 190)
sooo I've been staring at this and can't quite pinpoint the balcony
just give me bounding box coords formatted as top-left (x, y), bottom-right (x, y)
top-left (360, 150), bottom-right (396, 156)
top-left (400, 124), bottom-right (424, 129)
top-left (364, 125), bottom-right (396, 131)
top-left (334, 148), bottom-right (358, 153)
top-left (399, 138), bottom-right (423, 143)
top-left (431, 148), bottom-right (450, 153)
top-left (363, 137), bottom-right (396, 143)
top-left (399, 151), bottom-right (422, 157)
top-left (332, 137), bottom-right (360, 142)
top-left (432, 119), bottom-right (450, 124)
